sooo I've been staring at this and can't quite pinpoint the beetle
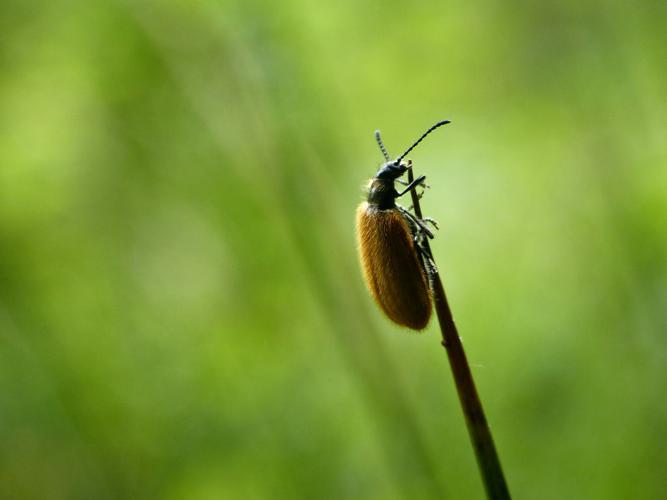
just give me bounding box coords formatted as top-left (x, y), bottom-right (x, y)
top-left (356, 120), bottom-right (450, 330)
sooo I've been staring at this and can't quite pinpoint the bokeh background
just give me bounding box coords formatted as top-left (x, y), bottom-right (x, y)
top-left (1, 0), bottom-right (666, 498)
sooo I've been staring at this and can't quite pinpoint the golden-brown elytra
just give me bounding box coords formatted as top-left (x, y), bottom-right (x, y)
top-left (356, 121), bottom-right (450, 330)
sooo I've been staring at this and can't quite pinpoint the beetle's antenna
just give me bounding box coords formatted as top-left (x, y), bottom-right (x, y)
top-left (374, 130), bottom-right (391, 161)
top-left (395, 120), bottom-right (451, 164)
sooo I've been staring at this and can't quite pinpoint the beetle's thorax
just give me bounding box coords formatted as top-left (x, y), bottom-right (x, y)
top-left (367, 178), bottom-right (398, 210)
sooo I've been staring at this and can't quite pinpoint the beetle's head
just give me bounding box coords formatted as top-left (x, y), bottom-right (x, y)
top-left (375, 161), bottom-right (409, 180)
top-left (373, 120), bottom-right (451, 181)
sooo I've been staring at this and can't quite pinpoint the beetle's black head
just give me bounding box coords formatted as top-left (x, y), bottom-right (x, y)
top-left (375, 161), bottom-right (408, 180)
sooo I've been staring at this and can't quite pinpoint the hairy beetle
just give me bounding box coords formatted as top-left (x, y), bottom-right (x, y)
top-left (356, 120), bottom-right (449, 330)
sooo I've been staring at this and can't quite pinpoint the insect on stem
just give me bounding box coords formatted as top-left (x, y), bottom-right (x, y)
top-left (361, 121), bottom-right (509, 499)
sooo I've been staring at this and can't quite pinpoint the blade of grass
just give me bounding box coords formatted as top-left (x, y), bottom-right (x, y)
top-left (408, 167), bottom-right (511, 500)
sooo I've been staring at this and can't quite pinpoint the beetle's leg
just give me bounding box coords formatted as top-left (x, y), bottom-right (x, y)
top-left (407, 189), bottom-right (427, 211)
top-left (401, 206), bottom-right (437, 276)
top-left (413, 237), bottom-right (438, 277)
top-left (396, 179), bottom-right (409, 186)
top-left (398, 205), bottom-right (434, 239)
top-left (401, 211), bottom-right (422, 238)
top-left (408, 211), bottom-right (434, 239)
top-left (413, 236), bottom-right (430, 278)
top-left (422, 217), bottom-right (439, 231)
top-left (396, 175), bottom-right (426, 198)
top-left (405, 161), bottom-right (431, 190)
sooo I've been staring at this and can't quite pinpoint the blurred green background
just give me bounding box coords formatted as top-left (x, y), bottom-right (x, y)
top-left (1, 0), bottom-right (666, 498)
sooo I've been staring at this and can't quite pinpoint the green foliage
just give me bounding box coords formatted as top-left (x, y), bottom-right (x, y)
top-left (1, 0), bottom-right (666, 498)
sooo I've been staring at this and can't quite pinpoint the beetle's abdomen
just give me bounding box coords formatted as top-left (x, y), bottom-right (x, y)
top-left (356, 202), bottom-right (432, 330)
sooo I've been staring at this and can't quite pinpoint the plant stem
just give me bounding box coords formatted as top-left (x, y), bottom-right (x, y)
top-left (408, 167), bottom-right (511, 500)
